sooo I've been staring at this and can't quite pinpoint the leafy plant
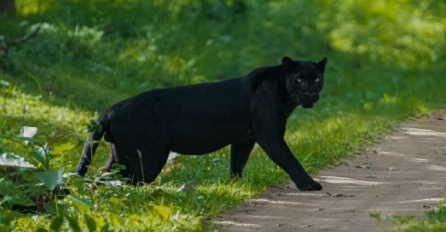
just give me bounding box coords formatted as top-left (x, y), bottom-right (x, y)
top-left (1, 0), bottom-right (445, 231)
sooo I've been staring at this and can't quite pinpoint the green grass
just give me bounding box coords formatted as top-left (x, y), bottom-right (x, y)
top-left (370, 201), bottom-right (446, 232)
top-left (1, 0), bottom-right (446, 231)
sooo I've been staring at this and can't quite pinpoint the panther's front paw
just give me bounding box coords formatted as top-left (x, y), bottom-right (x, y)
top-left (295, 176), bottom-right (322, 191)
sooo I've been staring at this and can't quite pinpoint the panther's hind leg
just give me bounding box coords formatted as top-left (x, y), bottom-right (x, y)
top-left (102, 143), bottom-right (132, 178)
top-left (102, 131), bottom-right (132, 178)
top-left (230, 139), bottom-right (256, 178)
top-left (111, 122), bottom-right (170, 185)
top-left (137, 143), bottom-right (170, 184)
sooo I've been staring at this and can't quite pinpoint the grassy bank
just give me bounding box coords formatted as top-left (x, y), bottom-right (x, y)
top-left (371, 201), bottom-right (446, 231)
top-left (1, 0), bottom-right (445, 231)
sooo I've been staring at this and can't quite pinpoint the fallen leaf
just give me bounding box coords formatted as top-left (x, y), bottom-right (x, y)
top-left (154, 205), bottom-right (172, 220)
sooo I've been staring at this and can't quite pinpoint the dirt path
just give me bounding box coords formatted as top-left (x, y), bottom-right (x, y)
top-left (218, 110), bottom-right (446, 232)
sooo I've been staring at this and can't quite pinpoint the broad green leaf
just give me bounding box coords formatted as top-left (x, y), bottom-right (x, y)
top-left (84, 214), bottom-right (97, 232)
top-left (154, 205), bottom-right (172, 220)
top-left (71, 200), bottom-right (89, 214)
top-left (66, 215), bottom-right (81, 232)
top-left (100, 223), bottom-right (111, 232)
top-left (30, 150), bottom-right (47, 170)
top-left (128, 214), bottom-right (140, 221)
top-left (52, 143), bottom-right (76, 154)
top-left (0, 211), bottom-right (20, 225)
top-left (34, 168), bottom-right (65, 191)
top-left (108, 197), bottom-right (126, 205)
top-left (46, 131), bottom-right (74, 145)
top-left (109, 216), bottom-right (120, 228)
top-left (91, 215), bottom-right (105, 230)
top-left (69, 195), bottom-right (94, 213)
top-left (20, 126), bottom-right (38, 145)
top-left (50, 216), bottom-right (64, 232)
top-left (68, 195), bottom-right (94, 208)
top-left (0, 153), bottom-right (36, 168)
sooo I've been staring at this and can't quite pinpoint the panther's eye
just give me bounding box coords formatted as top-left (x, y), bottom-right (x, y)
top-left (315, 78), bottom-right (320, 82)
top-left (296, 78), bottom-right (302, 83)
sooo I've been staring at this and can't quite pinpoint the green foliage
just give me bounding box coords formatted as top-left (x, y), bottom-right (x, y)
top-left (87, 120), bottom-right (102, 134)
top-left (49, 216), bottom-right (64, 232)
top-left (370, 203), bottom-right (446, 232)
top-left (0, 0), bottom-right (445, 231)
top-left (427, 201), bottom-right (446, 222)
top-left (34, 168), bottom-right (64, 191)
top-left (384, 200), bottom-right (446, 231)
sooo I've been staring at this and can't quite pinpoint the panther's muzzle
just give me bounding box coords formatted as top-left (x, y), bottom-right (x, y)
top-left (300, 92), bottom-right (319, 109)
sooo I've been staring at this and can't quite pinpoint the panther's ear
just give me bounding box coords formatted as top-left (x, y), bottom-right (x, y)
top-left (316, 57), bottom-right (328, 73)
top-left (282, 56), bottom-right (298, 73)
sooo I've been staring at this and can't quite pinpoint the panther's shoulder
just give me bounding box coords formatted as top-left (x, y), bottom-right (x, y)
top-left (243, 65), bottom-right (284, 91)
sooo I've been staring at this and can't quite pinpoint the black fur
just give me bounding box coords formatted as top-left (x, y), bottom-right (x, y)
top-left (76, 56), bottom-right (327, 191)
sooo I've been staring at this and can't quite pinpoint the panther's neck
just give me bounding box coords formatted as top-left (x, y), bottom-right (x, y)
top-left (246, 64), bottom-right (295, 105)
top-left (275, 65), bottom-right (295, 105)
top-left (273, 65), bottom-right (302, 109)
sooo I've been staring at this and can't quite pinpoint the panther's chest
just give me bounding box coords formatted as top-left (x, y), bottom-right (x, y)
top-left (283, 103), bottom-right (298, 118)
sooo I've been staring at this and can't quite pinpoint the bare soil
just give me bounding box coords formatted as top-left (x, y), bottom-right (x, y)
top-left (218, 110), bottom-right (446, 232)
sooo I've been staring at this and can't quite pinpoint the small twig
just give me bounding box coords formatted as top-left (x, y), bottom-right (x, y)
top-left (8, 25), bottom-right (41, 48)
top-left (326, 191), bottom-right (355, 198)
top-left (137, 149), bottom-right (145, 183)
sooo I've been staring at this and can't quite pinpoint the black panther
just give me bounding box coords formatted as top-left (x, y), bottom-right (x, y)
top-left (76, 56), bottom-right (327, 191)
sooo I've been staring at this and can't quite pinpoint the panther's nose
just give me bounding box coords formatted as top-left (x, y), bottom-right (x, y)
top-left (305, 92), bottom-right (318, 102)
top-left (305, 92), bottom-right (316, 97)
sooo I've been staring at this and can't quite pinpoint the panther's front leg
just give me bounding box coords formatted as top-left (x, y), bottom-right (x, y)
top-left (255, 134), bottom-right (322, 191)
top-left (250, 100), bottom-right (322, 191)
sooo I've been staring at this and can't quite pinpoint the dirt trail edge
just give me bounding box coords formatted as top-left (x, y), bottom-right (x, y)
top-left (218, 110), bottom-right (446, 232)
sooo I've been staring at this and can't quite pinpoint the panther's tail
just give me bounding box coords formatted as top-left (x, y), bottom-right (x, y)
top-left (75, 115), bottom-right (107, 177)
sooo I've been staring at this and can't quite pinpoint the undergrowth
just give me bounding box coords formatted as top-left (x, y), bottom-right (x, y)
top-left (0, 0), bottom-right (445, 231)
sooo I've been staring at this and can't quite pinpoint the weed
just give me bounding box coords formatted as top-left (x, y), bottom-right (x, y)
top-left (1, 0), bottom-right (445, 231)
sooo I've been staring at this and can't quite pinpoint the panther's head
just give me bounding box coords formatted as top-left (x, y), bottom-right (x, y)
top-left (282, 56), bottom-right (327, 109)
